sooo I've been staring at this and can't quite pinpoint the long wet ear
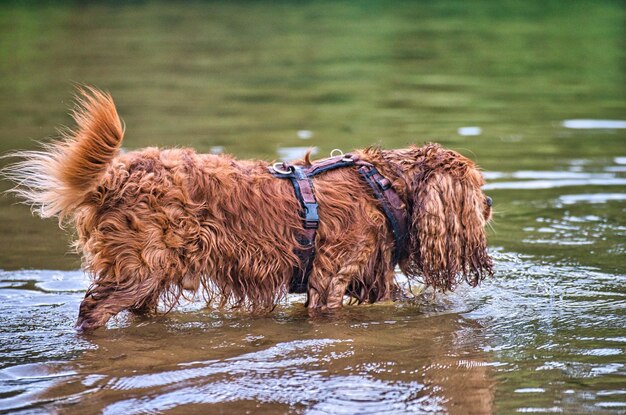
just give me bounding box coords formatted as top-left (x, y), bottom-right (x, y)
top-left (401, 145), bottom-right (492, 291)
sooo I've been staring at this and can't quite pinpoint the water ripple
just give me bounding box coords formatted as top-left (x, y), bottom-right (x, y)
top-left (103, 375), bottom-right (434, 415)
top-left (95, 339), bottom-right (440, 415)
top-left (484, 178), bottom-right (626, 190)
top-left (109, 339), bottom-right (346, 391)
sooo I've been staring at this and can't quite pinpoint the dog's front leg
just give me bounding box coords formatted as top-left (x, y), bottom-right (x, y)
top-left (325, 263), bottom-right (360, 309)
top-left (305, 237), bottom-right (398, 311)
top-left (307, 260), bottom-right (363, 313)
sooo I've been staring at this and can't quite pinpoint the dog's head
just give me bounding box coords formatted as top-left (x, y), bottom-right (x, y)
top-left (398, 144), bottom-right (493, 291)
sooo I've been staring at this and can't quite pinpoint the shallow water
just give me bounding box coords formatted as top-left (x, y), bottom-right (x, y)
top-left (0, 1), bottom-right (624, 414)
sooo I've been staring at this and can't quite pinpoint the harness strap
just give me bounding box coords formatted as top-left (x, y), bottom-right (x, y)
top-left (271, 153), bottom-right (408, 294)
top-left (286, 166), bottom-right (319, 293)
top-left (355, 164), bottom-right (408, 264)
top-left (306, 154), bottom-right (356, 177)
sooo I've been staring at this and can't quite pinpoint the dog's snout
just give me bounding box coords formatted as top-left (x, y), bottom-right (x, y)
top-left (486, 196), bottom-right (492, 207)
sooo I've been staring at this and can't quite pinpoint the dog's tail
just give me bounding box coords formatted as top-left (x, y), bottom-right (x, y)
top-left (2, 87), bottom-right (124, 223)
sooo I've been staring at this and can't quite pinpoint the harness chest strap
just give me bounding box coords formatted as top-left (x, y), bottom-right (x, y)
top-left (354, 163), bottom-right (408, 264)
top-left (270, 153), bottom-right (408, 293)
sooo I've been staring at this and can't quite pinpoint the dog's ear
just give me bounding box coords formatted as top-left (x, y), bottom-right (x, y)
top-left (401, 148), bottom-right (492, 292)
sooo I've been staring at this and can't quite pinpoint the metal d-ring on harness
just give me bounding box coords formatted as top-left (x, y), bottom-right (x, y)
top-left (270, 151), bottom-right (408, 294)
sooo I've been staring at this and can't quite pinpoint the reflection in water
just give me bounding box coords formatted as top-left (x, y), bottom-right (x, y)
top-left (561, 120), bottom-right (626, 129)
top-left (277, 146), bottom-right (319, 161)
top-left (33, 311), bottom-right (494, 414)
top-left (457, 126), bottom-right (482, 136)
top-left (297, 130), bottom-right (314, 140)
top-left (559, 193), bottom-right (626, 204)
top-left (484, 178), bottom-right (626, 191)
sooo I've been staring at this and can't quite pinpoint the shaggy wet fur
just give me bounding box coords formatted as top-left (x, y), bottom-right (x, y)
top-left (3, 88), bottom-right (493, 331)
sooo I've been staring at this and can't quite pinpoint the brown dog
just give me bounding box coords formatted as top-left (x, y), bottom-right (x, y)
top-left (4, 88), bottom-right (492, 331)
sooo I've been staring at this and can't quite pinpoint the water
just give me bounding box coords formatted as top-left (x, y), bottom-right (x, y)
top-left (0, 1), bottom-right (624, 414)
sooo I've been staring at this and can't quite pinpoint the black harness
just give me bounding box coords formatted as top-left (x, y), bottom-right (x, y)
top-left (270, 152), bottom-right (409, 293)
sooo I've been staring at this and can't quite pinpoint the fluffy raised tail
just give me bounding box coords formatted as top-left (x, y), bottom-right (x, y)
top-left (2, 87), bottom-right (123, 222)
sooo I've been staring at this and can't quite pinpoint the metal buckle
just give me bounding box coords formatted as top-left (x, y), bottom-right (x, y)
top-left (272, 162), bottom-right (294, 175)
top-left (331, 149), bottom-right (355, 163)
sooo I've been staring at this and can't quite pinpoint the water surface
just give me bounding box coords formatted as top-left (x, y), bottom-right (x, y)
top-left (0, 1), bottom-right (624, 414)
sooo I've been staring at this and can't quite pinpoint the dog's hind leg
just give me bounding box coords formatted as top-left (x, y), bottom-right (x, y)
top-left (75, 279), bottom-right (161, 331)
